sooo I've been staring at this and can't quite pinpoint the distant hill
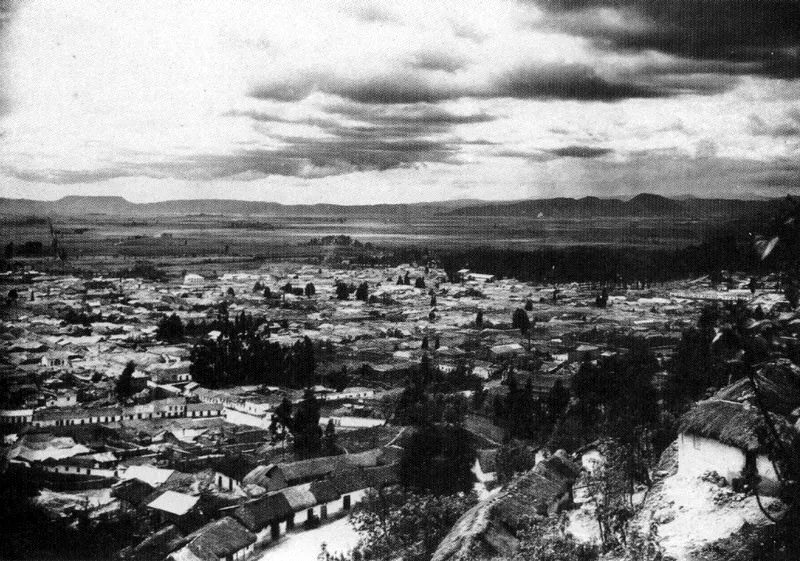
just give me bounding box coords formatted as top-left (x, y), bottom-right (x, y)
top-left (0, 193), bottom-right (782, 218)
top-left (446, 193), bottom-right (780, 218)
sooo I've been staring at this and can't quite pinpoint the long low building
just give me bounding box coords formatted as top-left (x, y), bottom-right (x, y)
top-left (7, 398), bottom-right (223, 429)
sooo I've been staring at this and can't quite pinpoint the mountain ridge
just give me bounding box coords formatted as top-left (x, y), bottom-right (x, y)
top-left (0, 193), bottom-right (784, 218)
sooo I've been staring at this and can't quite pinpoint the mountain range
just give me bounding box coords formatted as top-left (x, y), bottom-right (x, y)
top-left (0, 193), bottom-right (783, 219)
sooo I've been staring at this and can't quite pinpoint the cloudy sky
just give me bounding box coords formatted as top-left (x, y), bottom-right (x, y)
top-left (0, 0), bottom-right (798, 203)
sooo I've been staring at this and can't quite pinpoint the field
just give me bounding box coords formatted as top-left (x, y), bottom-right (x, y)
top-left (1, 213), bottom-right (727, 262)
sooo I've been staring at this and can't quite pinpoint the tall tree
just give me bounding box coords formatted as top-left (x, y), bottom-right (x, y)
top-left (116, 361), bottom-right (136, 401)
top-left (293, 389), bottom-right (322, 457)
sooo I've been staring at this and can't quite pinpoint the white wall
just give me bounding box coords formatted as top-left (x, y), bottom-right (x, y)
top-left (678, 433), bottom-right (746, 482)
top-left (225, 408), bottom-right (269, 429)
top-left (319, 416), bottom-right (385, 428)
top-left (756, 454), bottom-right (781, 496)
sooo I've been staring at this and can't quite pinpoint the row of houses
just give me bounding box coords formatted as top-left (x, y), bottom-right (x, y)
top-left (0, 397), bottom-right (224, 429)
top-left (114, 456), bottom-right (400, 561)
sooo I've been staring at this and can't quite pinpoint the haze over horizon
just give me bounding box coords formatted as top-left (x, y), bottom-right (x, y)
top-left (1, 0), bottom-right (799, 205)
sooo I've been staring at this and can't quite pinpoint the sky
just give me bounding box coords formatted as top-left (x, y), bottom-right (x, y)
top-left (0, 0), bottom-right (798, 204)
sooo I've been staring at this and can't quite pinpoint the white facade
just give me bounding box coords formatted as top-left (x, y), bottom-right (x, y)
top-left (182, 273), bottom-right (205, 286)
top-left (678, 432), bottom-right (782, 495)
top-left (319, 416), bottom-right (386, 428)
top-left (678, 433), bottom-right (746, 482)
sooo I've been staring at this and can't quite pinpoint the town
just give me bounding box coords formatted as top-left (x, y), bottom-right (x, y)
top-left (2, 247), bottom-right (799, 560)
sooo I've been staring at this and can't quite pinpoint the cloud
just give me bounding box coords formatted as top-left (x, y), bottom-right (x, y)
top-left (534, 0), bottom-right (800, 77)
top-left (750, 108), bottom-right (800, 137)
top-left (549, 145), bottom-right (613, 158)
top-left (0, 0), bottom-right (798, 197)
top-left (502, 63), bottom-right (666, 100)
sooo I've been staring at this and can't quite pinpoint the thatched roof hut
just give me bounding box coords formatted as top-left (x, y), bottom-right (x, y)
top-left (431, 451), bottom-right (580, 561)
top-left (678, 399), bottom-right (794, 453)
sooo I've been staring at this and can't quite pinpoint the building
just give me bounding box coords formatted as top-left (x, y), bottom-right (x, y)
top-left (678, 399), bottom-right (792, 496)
top-left (146, 490), bottom-right (201, 528)
top-left (186, 402), bottom-right (223, 418)
top-left (182, 274), bottom-right (205, 286)
top-left (232, 493), bottom-right (293, 546)
top-left (567, 344), bottom-right (600, 363)
top-left (169, 516), bottom-right (255, 561)
top-left (432, 451), bottom-right (580, 561)
top-left (40, 351), bottom-right (73, 369)
top-left (489, 343), bottom-right (524, 359)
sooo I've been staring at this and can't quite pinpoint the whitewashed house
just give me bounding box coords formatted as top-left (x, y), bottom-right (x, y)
top-left (678, 399), bottom-right (789, 496)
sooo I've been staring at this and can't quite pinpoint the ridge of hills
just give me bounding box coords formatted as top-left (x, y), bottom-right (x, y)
top-left (0, 193), bottom-right (783, 218)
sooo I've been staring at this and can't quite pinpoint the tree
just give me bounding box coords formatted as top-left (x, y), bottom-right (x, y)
top-left (585, 440), bottom-right (636, 551)
top-left (414, 277), bottom-right (426, 289)
top-left (524, 299), bottom-right (533, 311)
top-left (323, 419), bottom-right (337, 455)
top-left (293, 389), bottom-right (322, 457)
top-left (513, 518), bottom-right (599, 561)
top-left (596, 287), bottom-right (609, 308)
top-left (335, 282), bottom-right (350, 300)
top-left (305, 282), bottom-right (316, 297)
top-left (355, 281), bottom-right (369, 301)
top-left (253, 281), bottom-right (263, 292)
top-left (350, 488), bottom-right (476, 561)
top-left (475, 310), bottom-right (483, 328)
top-left (226, 287), bottom-right (235, 297)
top-left (328, 366), bottom-right (349, 392)
top-left (430, 294), bottom-right (437, 307)
top-left (511, 308), bottom-right (530, 335)
top-left (263, 286), bottom-right (272, 298)
top-left (546, 380), bottom-right (570, 422)
top-left (398, 424), bottom-right (476, 495)
top-left (275, 397), bottom-right (293, 429)
top-left (156, 313), bottom-right (184, 342)
top-left (116, 361), bottom-right (136, 401)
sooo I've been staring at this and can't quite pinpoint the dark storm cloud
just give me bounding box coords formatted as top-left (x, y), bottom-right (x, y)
top-left (334, 78), bottom-right (459, 104)
top-left (250, 65), bottom-right (692, 105)
top-left (503, 64), bottom-right (666, 100)
top-left (549, 145), bottom-right (613, 158)
top-left (535, 0), bottom-right (800, 77)
top-left (178, 138), bottom-right (456, 179)
top-left (220, 102), bottom-right (493, 178)
top-left (409, 50), bottom-right (468, 73)
top-left (325, 102), bottom-right (496, 126)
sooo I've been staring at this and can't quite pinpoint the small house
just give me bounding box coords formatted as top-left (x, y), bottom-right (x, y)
top-left (232, 492), bottom-right (293, 546)
top-left (146, 490), bottom-right (201, 528)
top-left (169, 517), bottom-right (255, 561)
top-left (183, 274), bottom-right (205, 286)
top-left (567, 344), bottom-right (600, 363)
top-left (678, 399), bottom-right (794, 496)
